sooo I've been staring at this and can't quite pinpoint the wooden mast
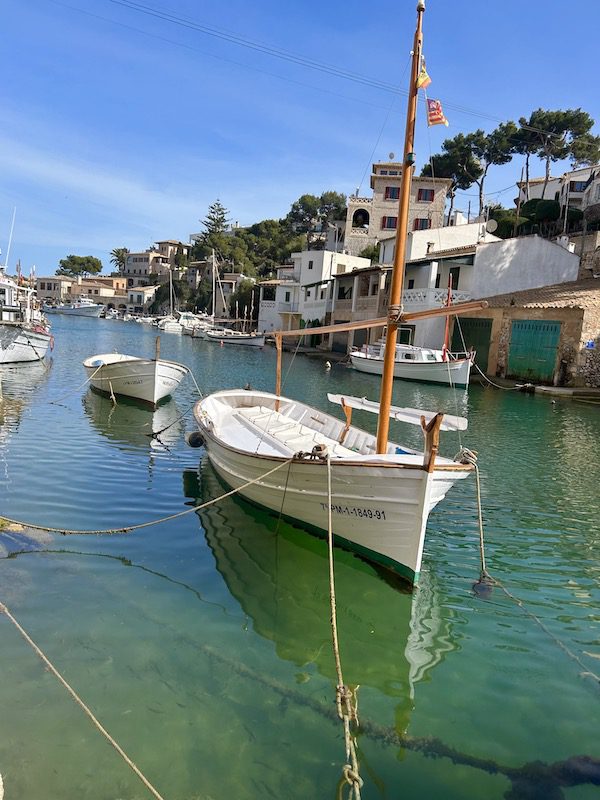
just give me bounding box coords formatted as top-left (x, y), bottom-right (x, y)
top-left (375, 0), bottom-right (425, 454)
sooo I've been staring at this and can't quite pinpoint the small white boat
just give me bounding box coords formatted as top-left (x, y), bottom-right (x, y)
top-left (350, 342), bottom-right (473, 388)
top-left (193, 389), bottom-right (471, 582)
top-left (158, 316), bottom-right (183, 335)
top-left (83, 352), bottom-right (189, 406)
top-left (43, 298), bottom-right (103, 317)
top-left (205, 328), bottom-right (265, 347)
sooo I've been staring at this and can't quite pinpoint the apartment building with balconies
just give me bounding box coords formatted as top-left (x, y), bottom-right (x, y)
top-left (257, 249), bottom-right (370, 333)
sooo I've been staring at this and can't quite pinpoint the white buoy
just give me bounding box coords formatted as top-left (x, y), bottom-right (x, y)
top-left (325, 361), bottom-right (332, 370)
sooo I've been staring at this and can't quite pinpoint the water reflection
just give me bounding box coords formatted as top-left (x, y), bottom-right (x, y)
top-left (82, 389), bottom-right (184, 452)
top-left (185, 460), bottom-right (458, 732)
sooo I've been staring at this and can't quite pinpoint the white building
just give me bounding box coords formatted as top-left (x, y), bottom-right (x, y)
top-left (328, 234), bottom-right (580, 352)
top-left (127, 285), bottom-right (159, 315)
top-left (378, 221), bottom-right (501, 265)
top-left (257, 249), bottom-right (371, 334)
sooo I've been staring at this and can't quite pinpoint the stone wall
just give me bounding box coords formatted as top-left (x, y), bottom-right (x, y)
top-left (580, 306), bottom-right (600, 386)
top-left (467, 306), bottom-right (590, 386)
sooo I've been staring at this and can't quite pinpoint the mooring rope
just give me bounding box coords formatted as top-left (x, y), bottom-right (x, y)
top-left (0, 600), bottom-right (167, 800)
top-left (0, 459), bottom-right (295, 536)
top-left (456, 448), bottom-right (600, 689)
top-left (326, 455), bottom-right (363, 799)
top-left (49, 364), bottom-right (104, 405)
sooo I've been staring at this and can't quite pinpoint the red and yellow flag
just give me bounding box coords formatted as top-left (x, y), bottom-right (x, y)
top-left (426, 98), bottom-right (449, 127)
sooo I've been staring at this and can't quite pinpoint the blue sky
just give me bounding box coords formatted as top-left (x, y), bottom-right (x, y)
top-left (1, 0), bottom-right (598, 275)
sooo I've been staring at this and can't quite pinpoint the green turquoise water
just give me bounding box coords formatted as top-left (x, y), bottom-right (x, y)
top-left (0, 316), bottom-right (598, 799)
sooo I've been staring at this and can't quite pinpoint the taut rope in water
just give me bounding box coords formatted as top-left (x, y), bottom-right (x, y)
top-left (0, 601), bottom-right (167, 800)
top-left (326, 455), bottom-right (363, 799)
top-left (0, 458), bottom-right (295, 536)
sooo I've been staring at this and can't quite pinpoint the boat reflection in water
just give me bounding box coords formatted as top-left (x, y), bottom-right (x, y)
top-left (0, 360), bottom-right (52, 444)
top-left (184, 459), bottom-right (457, 732)
top-left (82, 389), bottom-right (185, 454)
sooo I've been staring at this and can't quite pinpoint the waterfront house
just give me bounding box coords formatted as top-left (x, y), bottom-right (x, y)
top-left (257, 249), bottom-right (370, 334)
top-left (127, 285), bottom-right (159, 315)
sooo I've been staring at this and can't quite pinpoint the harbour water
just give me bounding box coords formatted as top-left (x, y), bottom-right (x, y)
top-left (0, 316), bottom-right (598, 799)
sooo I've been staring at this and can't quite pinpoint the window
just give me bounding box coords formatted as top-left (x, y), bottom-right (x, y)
top-left (418, 188), bottom-right (434, 202)
top-left (381, 216), bottom-right (398, 230)
top-left (306, 289), bottom-right (311, 298)
top-left (379, 169), bottom-right (388, 175)
top-left (384, 186), bottom-right (400, 200)
top-left (449, 266), bottom-right (460, 289)
top-left (569, 181), bottom-right (587, 193)
top-left (137, 295), bottom-right (142, 304)
top-left (320, 289), bottom-right (325, 300)
top-left (94, 290), bottom-right (99, 295)
top-left (370, 282), bottom-right (378, 296)
top-left (284, 291), bottom-right (290, 302)
top-left (435, 274), bottom-right (441, 289)
top-left (308, 260), bottom-right (313, 270)
top-left (407, 279), bottom-right (415, 289)
top-left (404, 353), bottom-right (415, 360)
top-left (388, 170), bottom-right (399, 176)
top-left (337, 285), bottom-right (352, 300)
top-left (413, 218), bottom-right (431, 230)
top-left (40, 282), bottom-right (46, 290)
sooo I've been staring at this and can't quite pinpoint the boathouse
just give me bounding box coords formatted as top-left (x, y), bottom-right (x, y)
top-left (454, 280), bottom-right (600, 387)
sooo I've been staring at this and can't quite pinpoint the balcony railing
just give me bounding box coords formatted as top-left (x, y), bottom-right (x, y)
top-left (278, 302), bottom-right (300, 313)
top-left (355, 296), bottom-right (378, 311)
top-left (378, 288), bottom-right (472, 312)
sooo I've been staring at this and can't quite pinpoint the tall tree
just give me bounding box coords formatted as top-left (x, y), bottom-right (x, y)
top-left (284, 191), bottom-right (346, 247)
top-left (526, 108), bottom-right (597, 197)
top-left (513, 121), bottom-right (543, 201)
top-left (421, 150), bottom-right (481, 223)
top-left (56, 254), bottom-right (103, 277)
top-left (570, 132), bottom-right (600, 169)
top-left (463, 123), bottom-right (518, 216)
top-left (110, 247), bottom-right (129, 273)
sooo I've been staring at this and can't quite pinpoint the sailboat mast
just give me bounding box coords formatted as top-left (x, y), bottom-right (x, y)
top-left (375, 0), bottom-right (425, 454)
top-left (442, 274), bottom-right (452, 360)
top-left (211, 249), bottom-right (216, 320)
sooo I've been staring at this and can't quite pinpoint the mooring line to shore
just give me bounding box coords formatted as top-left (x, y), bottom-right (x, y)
top-left (326, 454), bottom-right (363, 799)
top-left (0, 458), bottom-right (295, 536)
top-left (0, 600), bottom-right (167, 800)
top-left (4, 547), bottom-right (600, 797)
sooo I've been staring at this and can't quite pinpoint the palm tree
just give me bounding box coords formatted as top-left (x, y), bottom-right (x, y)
top-left (110, 247), bottom-right (130, 273)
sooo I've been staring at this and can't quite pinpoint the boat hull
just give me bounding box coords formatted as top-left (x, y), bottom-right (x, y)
top-left (350, 352), bottom-right (472, 387)
top-left (44, 304), bottom-right (103, 317)
top-left (83, 354), bottom-right (188, 405)
top-left (0, 324), bottom-right (52, 364)
top-left (205, 331), bottom-right (265, 347)
top-left (194, 391), bottom-right (470, 582)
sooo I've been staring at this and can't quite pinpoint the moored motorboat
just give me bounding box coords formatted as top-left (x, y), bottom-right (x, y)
top-left (350, 342), bottom-right (473, 387)
top-left (83, 352), bottom-right (188, 405)
top-left (0, 269), bottom-right (52, 364)
top-left (43, 298), bottom-right (103, 317)
top-left (205, 328), bottom-right (265, 347)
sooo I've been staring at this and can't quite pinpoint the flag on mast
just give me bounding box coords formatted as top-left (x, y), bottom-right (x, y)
top-left (416, 59), bottom-right (431, 89)
top-left (426, 98), bottom-right (449, 127)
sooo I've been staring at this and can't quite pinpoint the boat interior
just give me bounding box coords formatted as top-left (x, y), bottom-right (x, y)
top-left (200, 390), bottom-right (455, 465)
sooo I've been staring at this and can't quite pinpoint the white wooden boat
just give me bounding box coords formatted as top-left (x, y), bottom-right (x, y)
top-left (350, 343), bottom-right (473, 387)
top-left (43, 298), bottom-right (103, 317)
top-left (205, 328), bottom-right (265, 347)
top-left (83, 352), bottom-right (188, 406)
top-left (0, 268), bottom-right (52, 364)
top-left (193, 389), bottom-right (471, 583)
top-left (189, 1), bottom-right (486, 583)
